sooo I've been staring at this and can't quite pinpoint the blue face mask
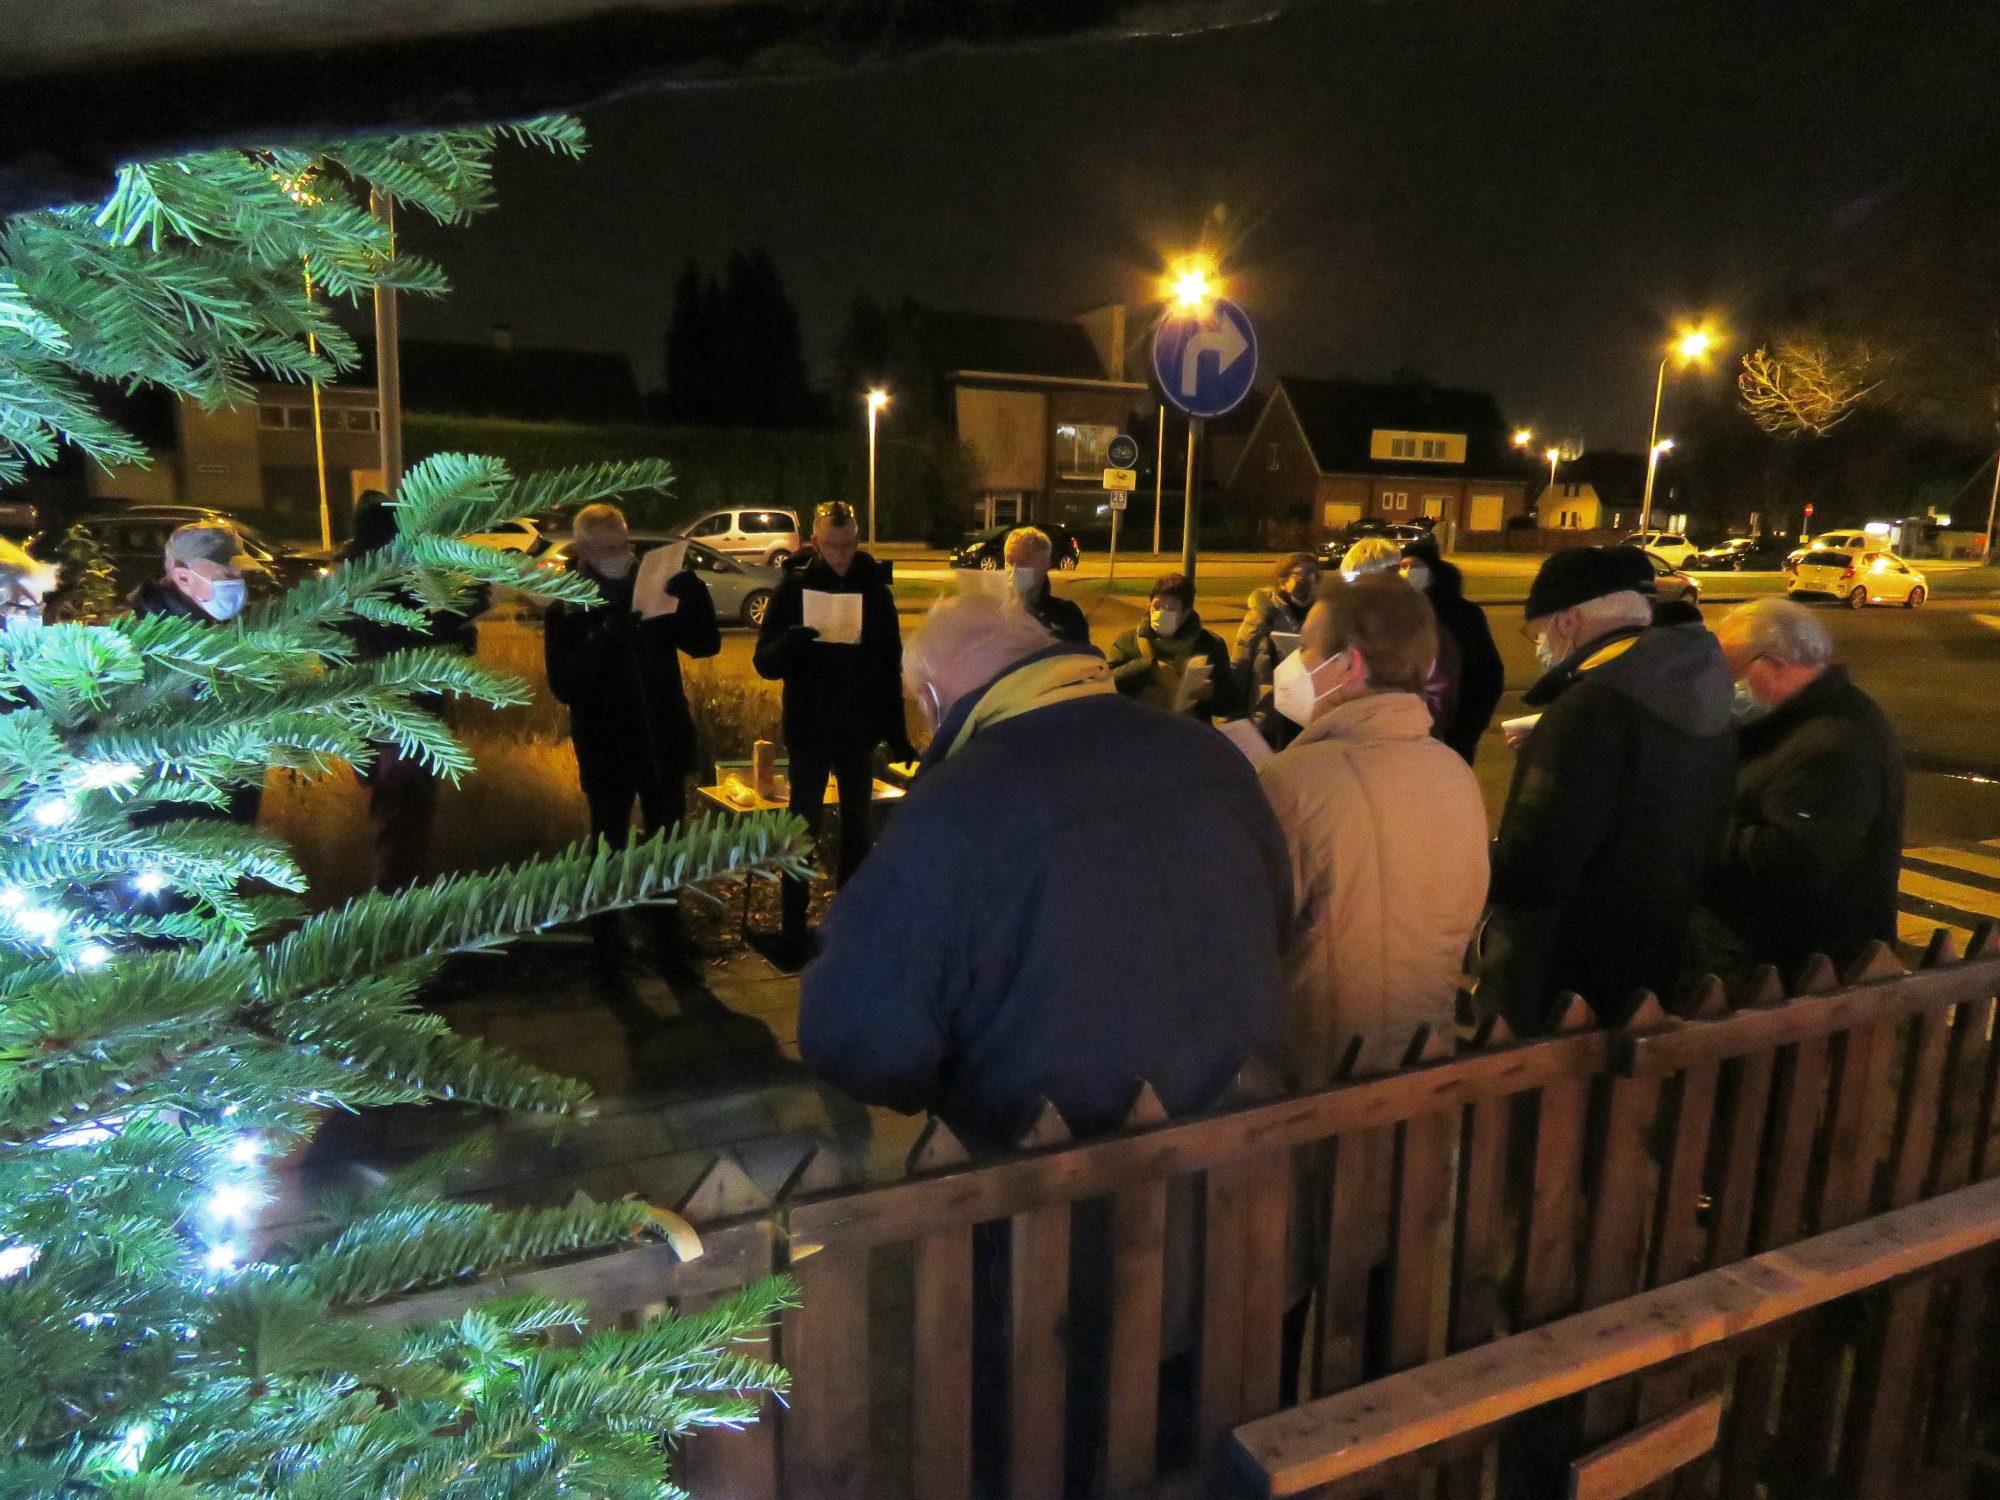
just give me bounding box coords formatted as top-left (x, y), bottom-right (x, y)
top-left (1732, 680), bottom-right (1773, 723)
top-left (199, 577), bottom-right (247, 622)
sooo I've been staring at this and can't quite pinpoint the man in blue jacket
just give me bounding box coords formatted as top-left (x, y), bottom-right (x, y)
top-left (798, 591), bottom-right (1289, 1153)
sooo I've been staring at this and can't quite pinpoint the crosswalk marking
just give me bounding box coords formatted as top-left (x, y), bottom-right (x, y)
top-left (1905, 846), bottom-right (2000, 883)
top-left (1898, 869), bottom-right (2000, 923)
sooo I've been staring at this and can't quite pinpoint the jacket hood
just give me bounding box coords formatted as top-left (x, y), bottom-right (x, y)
top-left (1421, 555), bottom-right (1468, 605)
top-left (1291, 691), bottom-right (1436, 748)
top-left (1529, 622), bottom-right (1733, 737)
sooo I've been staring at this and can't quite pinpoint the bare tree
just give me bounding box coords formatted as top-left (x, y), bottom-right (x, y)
top-left (1738, 338), bottom-right (1883, 437)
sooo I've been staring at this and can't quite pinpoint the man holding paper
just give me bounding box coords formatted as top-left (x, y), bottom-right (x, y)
top-left (753, 501), bottom-right (912, 961)
top-left (544, 503), bottom-right (720, 982)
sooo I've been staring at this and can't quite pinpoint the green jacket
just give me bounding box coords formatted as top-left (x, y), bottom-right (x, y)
top-left (1107, 611), bottom-right (1240, 719)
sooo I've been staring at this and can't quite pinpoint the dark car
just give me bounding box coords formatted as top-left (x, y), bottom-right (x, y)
top-left (34, 505), bottom-right (325, 601)
top-left (1314, 518), bottom-right (1434, 567)
top-left (950, 522), bottom-right (1083, 571)
top-left (1686, 536), bottom-right (1791, 572)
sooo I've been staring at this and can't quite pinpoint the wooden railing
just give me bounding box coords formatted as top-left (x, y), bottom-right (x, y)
top-left (365, 930), bottom-right (2000, 1498)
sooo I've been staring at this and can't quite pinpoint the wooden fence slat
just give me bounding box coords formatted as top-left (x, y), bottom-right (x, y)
top-left (1634, 1060), bottom-right (1721, 1429)
top-left (1932, 992), bottom-right (1994, 1195)
top-left (1389, 1106), bottom-right (1456, 1372)
top-left (1890, 1006), bottom-right (1954, 1210)
top-left (1239, 1147), bottom-right (1292, 1423)
top-left (1581, 1059), bottom-right (1666, 1441)
top-left (1007, 1103), bottom-right (1072, 1500)
top-left (1520, 997), bottom-right (1597, 1328)
top-left (1439, 1033), bottom-right (1517, 1500)
top-left (1316, 1125), bottom-right (1395, 1396)
top-left (1845, 1279), bottom-right (1933, 1499)
top-left (1816, 1018), bottom-right (1900, 1234)
top-left (1103, 1085), bottom-right (1169, 1494)
top-left (781, 1246), bottom-right (871, 1500)
top-left (1708, 1052), bottom-right (1776, 1268)
top-left (1571, 1393), bottom-right (1724, 1500)
top-left (1199, 1156), bottom-right (1252, 1443)
top-left (902, 1118), bottom-right (974, 1500)
top-left (1923, 1263), bottom-right (1989, 1471)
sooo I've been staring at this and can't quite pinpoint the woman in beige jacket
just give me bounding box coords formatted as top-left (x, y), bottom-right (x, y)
top-left (1256, 573), bottom-right (1491, 1088)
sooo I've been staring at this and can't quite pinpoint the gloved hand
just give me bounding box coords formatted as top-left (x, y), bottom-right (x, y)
top-left (783, 625), bottom-right (820, 656)
top-left (888, 736), bottom-right (922, 766)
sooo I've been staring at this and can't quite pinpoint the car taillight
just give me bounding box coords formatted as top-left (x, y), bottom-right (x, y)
top-left (1840, 565), bottom-right (1857, 579)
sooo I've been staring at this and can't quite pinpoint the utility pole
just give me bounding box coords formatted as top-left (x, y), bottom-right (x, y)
top-left (1180, 417), bottom-right (1203, 584)
top-left (370, 189), bottom-right (403, 502)
top-left (1152, 402), bottom-right (1166, 557)
top-left (1984, 444), bottom-right (2000, 566)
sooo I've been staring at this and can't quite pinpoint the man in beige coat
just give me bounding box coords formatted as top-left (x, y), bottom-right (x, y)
top-left (1258, 573), bottom-right (1490, 1087)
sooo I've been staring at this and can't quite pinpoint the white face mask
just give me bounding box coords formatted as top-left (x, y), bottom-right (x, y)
top-left (914, 679), bottom-right (947, 733)
top-left (1011, 566), bottom-right (1040, 598)
top-left (1273, 648), bottom-right (1343, 727)
top-left (1404, 564), bottom-right (1432, 593)
top-left (1151, 605), bottom-right (1184, 636)
top-left (199, 578), bottom-right (247, 621)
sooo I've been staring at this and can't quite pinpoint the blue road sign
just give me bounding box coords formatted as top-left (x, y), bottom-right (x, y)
top-left (1152, 297), bottom-right (1259, 419)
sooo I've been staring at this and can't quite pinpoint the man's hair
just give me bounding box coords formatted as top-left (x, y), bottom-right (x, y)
top-left (904, 591), bottom-right (1055, 698)
top-left (572, 503), bottom-right (626, 537)
top-left (1720, 598), bottom-right (1833, 670)
top-left (814, 501), bottom-right (857, 532)
top-left (164, 522), bottom-right (243, 569)
top-left (1005, 526), bottom-right (1052, 563)
top-left (1304, 573), bottom-right (1438, 695)
top-left (1340, 536), bottom-right (1402, 575)
top-left (1275, 551), bottom-right (1318, 580)
top-left (1150, 572), bottom-right (1194, 607)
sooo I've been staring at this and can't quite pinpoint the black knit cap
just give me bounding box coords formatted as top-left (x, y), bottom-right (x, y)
top-left (1524, 546), bottom-right (1647, 620)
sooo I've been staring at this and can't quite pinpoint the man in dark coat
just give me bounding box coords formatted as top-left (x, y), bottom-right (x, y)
top-left (1234, 552), bottom-right (1320, 747)
top-left (800, 589), bottom-right (1288, 1150)
top-left (1707, 599), bottom-right (1904, 979)
top-left (1483, 546), bottom-right (1736, 1030)
top-left (545, 502), bottom-right (720, 978)
top-left (1107, 572), bottom-right (1241, 720)
top-left (1003, 525), bottom-right (1088, 643)
top-left (752, 501), bottom-right (913, 959)
top-left (1401, 541), bottom-right (1503, 764)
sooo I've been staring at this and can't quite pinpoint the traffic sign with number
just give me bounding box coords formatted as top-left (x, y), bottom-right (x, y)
top-left (1107, 494), bottom-right (1128, 511)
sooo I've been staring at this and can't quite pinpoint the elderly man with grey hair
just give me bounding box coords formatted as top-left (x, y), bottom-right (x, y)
top-left (800, 589), bottom-right (1288, 1151)
top-left (130, 522), bottom-right (255, 623)
top-left (1705, 598), bottom-right (1903, 979)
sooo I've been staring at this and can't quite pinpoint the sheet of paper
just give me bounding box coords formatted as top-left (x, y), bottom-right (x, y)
top-left (1271, 630), bottom-right (1301, 658)
top-left (1219, 717), bottom-right (1275, 768)
top-left (1173, 659), bottom-right (1214, 713)
top-left (803, 588), bottom-right (864, 645)
top-left (957, 569), bottom-right (1013, 602)
top-left (631, 541), bottom-right (688, 619)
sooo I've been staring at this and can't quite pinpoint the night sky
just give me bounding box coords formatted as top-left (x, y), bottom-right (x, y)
top-left (398, 0), bottom-right (2000, 451)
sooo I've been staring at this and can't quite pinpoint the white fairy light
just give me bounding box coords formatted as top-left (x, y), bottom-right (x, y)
top-left (0, 1241), bottom-right (37, 1278)
top-left (205, 1182), bottom-right (258, 1224)
top-left (76, 944), bottom-right (111, 969)
top-left (76, 762), bottom-right (141, 790)
top-left (16, 907), bottom-right (62, 940)
top-left (112, 1425), bottom-right (149, 1473)
top-left (30, 798), bottom-right (73, 828)
top-left (204, 1242), bottom-right (241, 1272)
top-left (226, 1135), bottom-right (263, 1167)
top-left (131, 870), bottom-right (167, 896)
top-left (0, 887), bottom-right (25, 910)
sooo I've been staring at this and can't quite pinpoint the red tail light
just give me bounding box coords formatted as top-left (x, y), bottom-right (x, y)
top-left (1840, 565), bottom-right (1857, 579)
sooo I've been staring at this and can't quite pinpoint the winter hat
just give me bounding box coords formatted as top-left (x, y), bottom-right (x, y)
top-left (1524, 546), bottom-right (1645, 620)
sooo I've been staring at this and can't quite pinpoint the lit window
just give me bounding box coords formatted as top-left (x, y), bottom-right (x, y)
top-left (1420, 438), bottom-right (1447, 459)
top-left (1390, 437), bottom-right (1416, 459)
top-left (1053, 422), bottom-right (1117, 479)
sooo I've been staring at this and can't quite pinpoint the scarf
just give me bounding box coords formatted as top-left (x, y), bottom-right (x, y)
top-left (941, 650), bottom-right (1115, 762)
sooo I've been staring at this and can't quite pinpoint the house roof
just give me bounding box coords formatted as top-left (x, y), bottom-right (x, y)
top-left (904, 304), bottom-right (1110, 383)
top-left (1555, 451), bottom-right (1648, 506)
top-left (348, 337), bottom-right (645, 424)
top-left (1272, 376), bottom-right (1531, 479)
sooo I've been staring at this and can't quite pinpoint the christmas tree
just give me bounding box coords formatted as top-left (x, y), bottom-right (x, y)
top-left (0, 122), bottom-right (809, 1495)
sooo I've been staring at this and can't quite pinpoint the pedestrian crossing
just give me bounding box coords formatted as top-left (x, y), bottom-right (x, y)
top-left (1896, 841), bottom-right (2000, 952)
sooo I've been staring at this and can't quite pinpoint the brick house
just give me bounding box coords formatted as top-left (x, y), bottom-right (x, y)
top-left (1224, 376), bottom-right (1533, 547)
top-left (1538, 451), bottom-right (1647, 532)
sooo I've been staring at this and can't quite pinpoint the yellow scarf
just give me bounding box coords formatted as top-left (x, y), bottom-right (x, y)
top-left (945, 652), bottom-right (1115, 761)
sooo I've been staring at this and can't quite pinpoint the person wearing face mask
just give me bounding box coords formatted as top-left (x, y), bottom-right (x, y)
top-left (130, 522), bottom-right (254, 624)
top-left (1701, 599), bottom-right (1902, 982)
top-left (1106, 573), bottom-right (1240, 719)
top-left (1400, 539), bottom-right (1503, 764)
top-left (545, 502), bottom-right (721, 984)
top-left (1257, 574), bottom-right (1489, 1087)
top-left (1339, 535), bottom-right (1403, 578)
top-left (0, 540), bottom-right (55, 631)
top-left (1234, 552), bottom-right (1321, 748)
top-left (1002, 526), bottom-right (1088, 643)
top-left (1481, 546), bottom-right (1735, 1032)
top-left (754, 501), bottom-right (915, 965)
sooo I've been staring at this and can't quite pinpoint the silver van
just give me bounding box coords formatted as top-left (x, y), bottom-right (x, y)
top-left (675, 508), bottom-right (801, 567)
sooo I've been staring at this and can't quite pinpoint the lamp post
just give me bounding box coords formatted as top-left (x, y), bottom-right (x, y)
top-left (1546, 446), bottom-right (1562, 506)
top-left (1641, 330), bottom-right (1713, 531)
top-left (1165, 258), bottom-right (1215, 581)
top-left (1646, 438), bottom-right (1675, 529)
top-left (865, 389), bottom-right (889, 546)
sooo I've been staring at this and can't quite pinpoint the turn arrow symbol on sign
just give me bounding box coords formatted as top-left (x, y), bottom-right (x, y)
top-left (1180, 315), bottom-right (1250, 397)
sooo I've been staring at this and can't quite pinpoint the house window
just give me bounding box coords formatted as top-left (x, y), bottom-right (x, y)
top-left (1382, 491), bottom-right (1409, 511)
top-left (1389, 437), bottom-right (1416, 459)
top-left (1369, 429), bottom-right (1467, 464)
top-left (284, 406), bottom-right (314, 429)
top-left (342, 409), bottom-right (380, 432)
top-left (1053, 422), bottom-right (1118, 479)
top-left (1420, 438), bottom-right (1447, 460)
top-left (258, 405), bottom-right (286, 429)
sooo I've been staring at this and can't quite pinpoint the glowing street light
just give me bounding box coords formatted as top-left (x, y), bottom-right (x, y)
top-left (1164, 255), bottom-right (1219, 313)
top-left (1642, 325), bottom-right (1718, 530)
top-left (1545, 446), bottom-right (1562, 495)
top-left (865, 389), bottom-right (889, 547)
top-left (1646, 438), bottom-right (1676, 525)
top-left (1513, 429), bottom-right (1534, 448)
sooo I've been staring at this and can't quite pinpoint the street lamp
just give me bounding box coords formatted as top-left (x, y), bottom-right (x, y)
top-left (1545, 446), bottom-right (1562, 494)
top-left (1513, 429), bottom-right (1534, 448)
top-left (1164, 255), bottom-right (1218, 314)
top-left (1645, 438), bottom-right (1675, 529)
top-left (865, 389), bottom-right (889, 546)
top-left (1641, 327), bottom-right (1716, 531)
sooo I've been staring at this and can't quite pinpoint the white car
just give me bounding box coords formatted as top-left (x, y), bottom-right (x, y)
top-left (1621, 531), bottom-right (1698, 568)
top-left (461, 517), bottom-right (548, 555)
top-left (1787, 548), bottom-right (1926, 609)
top-left (1786, 530), bottom-right (1876, 571)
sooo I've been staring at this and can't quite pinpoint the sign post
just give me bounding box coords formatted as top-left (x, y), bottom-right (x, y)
top-left (1151, 297), bottom-right (1258, 585)
top-left (1104, 438), bottom-right (1139, 584)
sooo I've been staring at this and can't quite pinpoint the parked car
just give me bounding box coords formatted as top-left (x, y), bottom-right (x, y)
top-left (1620, 530), bottom-right (1699, 568)
top-left (536, 533), bottom-right (778, 627)
top-left (672, 507), bottom-right (801, 567)
top-left (950, 522), bottom-right (1083, 571)
top-left (1643, 552), bottom-right (1702, 606)
top-left (461, 517), bottom-right (552, 556)
top-left (1786, 530), bottom-right (1879, 571)
top-left (34, 504), bottom-right (323, 600)
top-left (1315, 519), bottom-right (1433, 566)
top-left (1788, 549), bottom-right (1926, 609)
top-left (1686, 537), bottom-right (1792, 571)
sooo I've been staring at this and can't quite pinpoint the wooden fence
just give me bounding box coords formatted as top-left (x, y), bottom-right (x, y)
top-left (367, 930), bottom-right (2000, 1499)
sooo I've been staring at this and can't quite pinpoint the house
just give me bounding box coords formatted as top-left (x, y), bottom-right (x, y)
top-left (87, 327), bottom-right (644, 524)
top-left (893, 302), bottom-right (1152, 533)
top-left (1538, 451), bottom-right (1647, 532)
top-left (1224, 376), bottom-right (1534, 546)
